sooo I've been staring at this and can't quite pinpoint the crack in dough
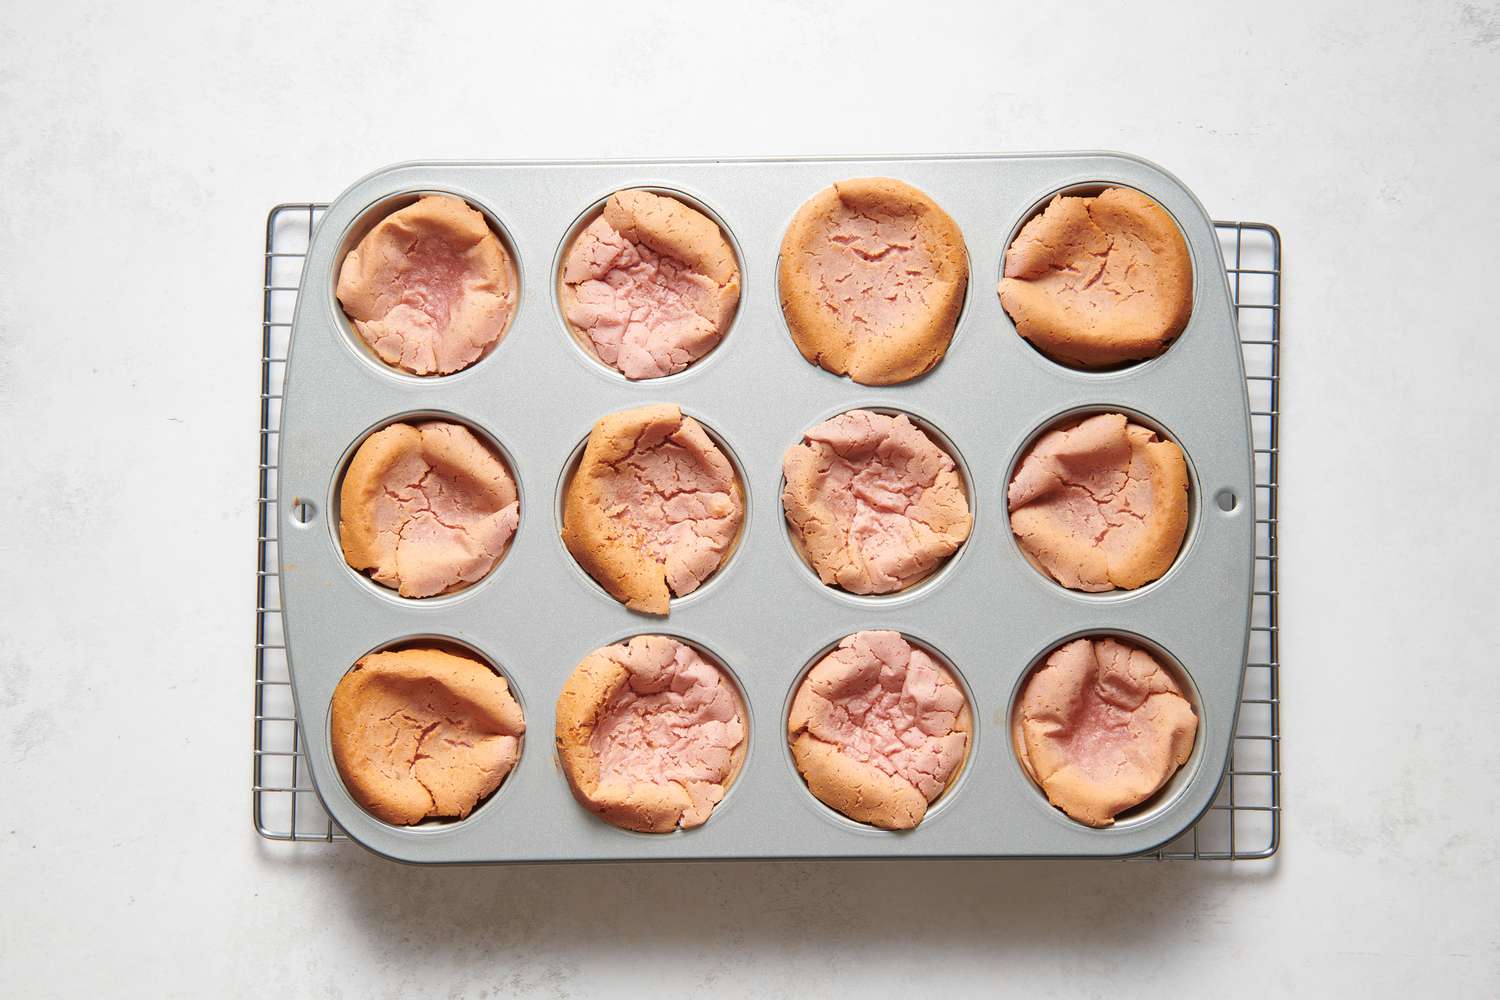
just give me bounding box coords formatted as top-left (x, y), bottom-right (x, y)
top-left (555, 635), bottom-right (746, 833)
top-left (562, 404), bottom-right (743, 615)
top-left (336, 195), bottom-right (517, 376)
top-left (560, 189), bottom-right (740, 380)
top-left (998, 187), bottom-right (1191, 369)
top-left (1008, 412), bottom-right (1188, 592)
top-left (782, 410), bottom-right (971, 594)
top-left (788, 631), bottom-right (970, 830)
top-left (1012, 636), bottom-right (1197, 827)
top-left (331, 648), bottom-right (525, 826)
top-left (339, 421), bottom-right (519, 598)
top-left (779, 178), bottom-right (968, 386)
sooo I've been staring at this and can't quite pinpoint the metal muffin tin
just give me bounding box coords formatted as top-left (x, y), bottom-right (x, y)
top-left (278, 155), bottom-right (1254, 863)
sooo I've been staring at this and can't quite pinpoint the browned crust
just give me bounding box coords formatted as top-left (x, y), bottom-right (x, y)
top-left (553, 650), bottom-right (636, 821)
top-left (998, 187), bottom-right (1192, 368)
top-left (559, 404), bottom-right (742, 615)
top-left (330, 648), bottom-right (525, 826)
top-left (554, 640), bottom-right (747, 833)
top-left (338, 422), bottom-right (422, 574)
top-left (787, 660), bottom-right (972, 831)
top-left (603, 189), bottom-right (741, 290)
top-left (789, 736), bottom-right (927, 829)
top-left (337, 421), bottom-right (518, 595)
top-left (1115, 427), bottom-right (1190, 588)
top-left (778, 177), bottom-right (968, 386)
top-left (560, 405), bottom-right (679, 614)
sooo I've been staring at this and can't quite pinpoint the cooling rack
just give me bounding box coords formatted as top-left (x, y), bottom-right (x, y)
top-left (253, 203), bottom-right (1281, 859)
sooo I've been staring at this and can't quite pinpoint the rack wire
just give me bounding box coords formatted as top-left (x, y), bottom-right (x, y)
top-left (255, 204), bottom-right (343, 842)
top-left (253, 204), bottom-right (1281, 857)
top-left (1142, 221), bottom-right (1282, 860)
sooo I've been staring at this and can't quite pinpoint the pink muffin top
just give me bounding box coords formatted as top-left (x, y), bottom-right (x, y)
top-left (788, 630), bottom-right (970, 829)
top-left (331, 648), bottom-right (525, 826)
top-left (555, 635), bottom-right (747, 833)
top-left (804, 205), bottom-right (941, 331)
top-left (999, 187), bottom-right (1192, 368)
top-left (336, 195), bottom-right (516, 376)
top-left (778, 178), bottom-right (968, 386)
top-left (562, 404), bottom-right (743, 615)
top-left (782, 410), bottom-right (971, 594)
top-left (338, 421), bottom-right (519, 598)
top-left (560, 190), bottom-right (740, 379)
top-left (1012, 636), bottom-right (1198, 827)
top-left (1008, 412), bottom-right (1189, 592)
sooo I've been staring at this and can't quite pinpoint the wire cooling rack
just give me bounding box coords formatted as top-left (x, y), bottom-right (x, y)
top-left (254, 204), bottom-right (1282, 858)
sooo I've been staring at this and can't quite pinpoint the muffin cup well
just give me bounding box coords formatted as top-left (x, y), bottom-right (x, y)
top-left (778, 405), bottom-right (975, 607)
top-left (997, 182), bottom-right (1196, 375)
top-left (782, 631), bottom-right (977, 833)
top-left (553, 407), bottom-right (750, 611)
top-left (329, 189), bottom-right (523, 382)
top-left (326, 634), bottom-right (527, 830)
top-left (1002, 404), bottom-right (1198, 600)
top-left (329, 410), bottom-right (524, 605)
top-left (1006, 630), bottom-right (1204, 831)
top-left (550, 185), bottom-right (745, 384)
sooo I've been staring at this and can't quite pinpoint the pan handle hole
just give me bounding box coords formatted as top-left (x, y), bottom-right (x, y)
top-left (1214, 489), bottom-right (1238, 513)
top-left (291, 498), bottom-right (318, 525)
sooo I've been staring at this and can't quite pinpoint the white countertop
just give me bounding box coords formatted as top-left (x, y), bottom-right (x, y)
top-left (3, 1), bottom-right (1497, 996)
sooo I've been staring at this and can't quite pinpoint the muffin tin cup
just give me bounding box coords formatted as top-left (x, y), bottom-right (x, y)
top-left (997, 180), bottom-right (1199, 375)
top-left (550, 184), bottom-right (747, 384)
top-left (328, 408), bottom-right (526, 606)
top-left (781, 631), bottom-right (980, 835)
top-left (325, 634), bottom-right (530, 832)
top-left (562, 631), bottom-right (757, 838)
top-left (278, 155), bottom-right (1254, 863)
top-left (777, 403), bottom-right (977, 608)
top-left (1005, 629), bottom-right (1208, 832)
top-left (552, 409), bottom-right (753, 612)
top-left (1002, 403), bottom-right (1202, 601)
top-left (330, 187), bottom-right (524, 382)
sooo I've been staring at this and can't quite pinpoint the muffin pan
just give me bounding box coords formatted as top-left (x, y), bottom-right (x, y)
top-left (277, 155), bottom-right (1254, 862)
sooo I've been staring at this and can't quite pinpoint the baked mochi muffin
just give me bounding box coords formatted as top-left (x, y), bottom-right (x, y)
top-left (779, 178), bottom-right (968, 385)
top-left (782, 410), bottom-right (972, 595)
top-left (555, 635), bottom-right (747, 832)
top-left (1013, 637), bottom-right (1197, 827)
top-left (1008, 412), bottom-right (1188, 592)
top-left (789, 631), bottom-right (970, 830)
top-left (999, 187), bottom-right (1192, 368)
top-left (336, 194), bottom-right (517, 376)
top-left (561, 404), bottom-right (743, 614)
top-left (560, 189), bottom-right (741, 379)
top-left (331, 648), bottom-right (526, 825)
top-left (339, 421), bottom-right (520, 598)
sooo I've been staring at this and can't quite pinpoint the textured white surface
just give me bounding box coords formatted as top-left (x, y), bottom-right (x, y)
top-left (2, 1), bottom-right (1498, 996)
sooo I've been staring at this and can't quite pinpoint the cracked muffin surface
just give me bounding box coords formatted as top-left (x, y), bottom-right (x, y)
top-left (561, 404), bottom-right (743, 615)
top-left (779, 177), bottom-right (968, 386)
top-left (331, 648), bottom-right (525, 826)
top-left (782, 410), bottom-right (971, 595)
top-left (555, 635), bottom-right (746, 833)
top-left (336, 194), bottom-right (517, 376)
top-left (1013, 636), bottom-right (1197, 827)
top-left (788, 630), bottom-right (970, 830)
top-left (1008, 412), bottom-right (1188, 592)
top-left (560, 189), bottom-right (740, 379)
top-left (999, 187), bottom-right (1191, 368)
top-left (339, 420), bottom-right (519, 598)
